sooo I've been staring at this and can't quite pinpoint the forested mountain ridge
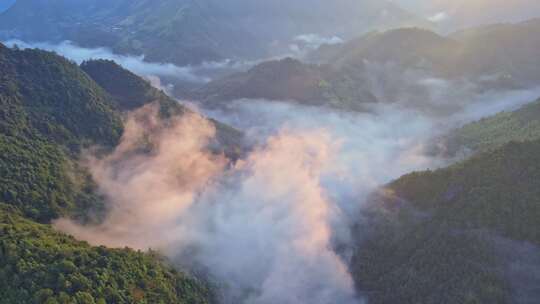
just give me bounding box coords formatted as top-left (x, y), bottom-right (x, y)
top-left (81, 59), bottom-right (243, 157)
top-left (353, 127), bottom-right (540, 303)
top-left (390, 139), bottom-right (540, 244)
top-left (186, 57), bottom-right (378, 110)
top-left (444, 98), bottom-right (540, 155)
top-left (0, 44), bottom-right (123, 222)
top-left (311, 19), bottom-right (540, 83)
top-left (0, 44), bottom-right (224, 303)
top-left (0, 44), bottom-right (123, 149)
top-left (0, 42), bottom-right (242, 222)
top-left (188, 20), bottom-right (540, 110)
top-left (311, 28), bottom-right (457, 71)
top-left (81, 59), bottom-right (170, 112)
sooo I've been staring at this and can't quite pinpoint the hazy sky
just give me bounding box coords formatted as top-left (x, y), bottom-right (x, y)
top-left (2, 0), bottom-right (539, 30)
top-left (393, 0), bottom-right (540, 29)
top-left (0, 0), bottom-right (15, 13)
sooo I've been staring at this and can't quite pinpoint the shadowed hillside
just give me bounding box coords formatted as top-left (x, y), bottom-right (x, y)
top-left (353, 138), bottom-right (540, 303)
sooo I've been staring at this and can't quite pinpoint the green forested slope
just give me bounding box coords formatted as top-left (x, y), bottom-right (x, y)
top-left (353, 215), bottom-right (509, 304)
top-left (0, 46), bottom-right (121, 222)
top-left (0, 133), bottom-right (95, 222)
top-left (391, 140), bottom-right (540, 244)
top-left (353, 139), bottom-right (540, 303)
top-left (446, 98), bottom-right (540, 154)
top-left (0, 205), bottom-right (211, 304)
top-left (190, 57), bottom-right (378, 110)
top-left (0, 45), bottom-right (214, 303)
top-left (81, 59), bottom-right (243, 158)
top-left (0, 45), bottom-right (123, 149)
top-left (81, 59), bottom-right (172, 112)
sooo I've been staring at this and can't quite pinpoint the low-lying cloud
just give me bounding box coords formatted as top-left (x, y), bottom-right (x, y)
top-left (349, 60), bottom-right (540, 119)
top-left (55, 103), bottom-right (367, 304)
top-left (427, 11), bottom-right (450, 23)
top-left (53, 98), bottom-right (472, 304)
top-left (289, 34), bottom-right (344, 57)
top-left (50, 59), bottom-right (540, 304)
top-left (2, 39), bottom-right (260, 88)
top-left (3, 39), bottom-right (211, 83)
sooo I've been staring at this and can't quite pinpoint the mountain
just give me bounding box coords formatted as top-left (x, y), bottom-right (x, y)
top-left (80, 59), bottom-right (243, 157)
top-left (0, 43), bottom-right (219, 303)
top-left (448, 18), bottom-right (540, 85)
top-left (81, 59), bottom-right (175, 112)
top-left (444, 98), bottom-right (540, 155)
top-left (353, 138), bottom-right (540, 303)
top-left (348, 93), bottom-right (540, 304)
top-left (0, 44), bottom-right (242, 222)
top-left (187, 21), bottom-right (540, 110)
top-left (312, 19), bottom-right (540, 83)
top-left (0, 44), bottom-right (123, 222)
top-left (310, 28), bottom-right (458, 74)
top-left (0, 0), bottom-right (429, 65)
top-left (186, 57), bottom-right (378, 110)
top-left (0, 44), bottom-right (123, 149)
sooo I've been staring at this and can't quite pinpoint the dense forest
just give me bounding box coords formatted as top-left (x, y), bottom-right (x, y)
top-left (445, 98), bottom-right (540, 155)
top-left (0, 44), bottom-right (123, 222)
top-left (0, 43), bottom-right (214, 303)
top-left (0, 204), bottom-right (211, 304)
top-left (353, 129), bottom-right (540, 303)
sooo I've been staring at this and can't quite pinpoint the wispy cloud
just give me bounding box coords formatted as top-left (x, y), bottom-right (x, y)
top-left (3, 39), bottom-right (211, 82)
top-left (428, 11), bottom-right (450, 23)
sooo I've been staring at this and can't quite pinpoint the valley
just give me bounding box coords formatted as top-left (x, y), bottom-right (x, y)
top-left (1, 1), bottom-right (540, 304)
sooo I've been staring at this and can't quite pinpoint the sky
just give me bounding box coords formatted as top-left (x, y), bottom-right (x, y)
top-left (0, 0), bottom-right (15, 13)
top-left (393, 0), bottom-right (540, 30)
top-left (2, 0), bottom-right (540, 31)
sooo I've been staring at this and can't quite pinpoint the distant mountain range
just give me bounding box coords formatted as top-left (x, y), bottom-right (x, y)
top-left (0, 0), bottom-right (430, 65)
top-left (185, 57), bottom-right (378, 111)
top-left (311, 18), bottom-right (540, 83)
top-left (187, 19), bottom-right (540, 111)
